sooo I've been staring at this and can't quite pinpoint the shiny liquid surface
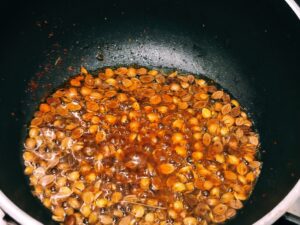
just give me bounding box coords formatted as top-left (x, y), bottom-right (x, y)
top-left (22, 66), bottom-right (261, 225)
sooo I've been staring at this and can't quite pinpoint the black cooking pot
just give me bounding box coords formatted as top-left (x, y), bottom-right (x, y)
top-left (0, 0), bottom-right (299, 224)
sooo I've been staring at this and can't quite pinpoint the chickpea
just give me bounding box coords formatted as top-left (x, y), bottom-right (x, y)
top-left (132, 205), bottom-right (145, 218)
top-left (105, 78), bottom-right (117, 86)
top-left (140, 177), bottom-right (150, 190)
top-left (137, 67), bottom-right (147, 75)
top-left (80, 86), bottom-right (92, 96)
top-left (105, 115), bottom-right (117, 124)
top-left (231, 99), bottom-right (240, 107)
top-left (145, 213), bottom-right (155, 222)
top-left (70, 78), bottom-right (81, 87)
top-left (202, 108), bottom-right (212, 118)
top-left (172, 133), bottom-right (184, 144)
top-left (24, 166), bottom-right (34, 175)
top-left (175, 146), bottom-right (187, 157)
top-left (173, 200), bottom-right (184, 212)
top-left (147, 113), bottom-right (159, 123)
top-left (67, 171), bottom-right (80, 181)
top-left (96, 198), bottom-right (108, 208)
top-left (173, 119), bottom-right (184, 129)
top-left (215, 154), bottom-right (225, 163)
top-left (157, 106), bottom-right (168, 113)
top-left (159, 163), bottom-right (176, 175)
top-left (72, 181), bottom-right (85, 195)
top-left (193, 132), bottom-right (202, 140)
top-left (203, 180), bottom-right (214, 190)
top-left (29, 127), bottom-right (40, 138)
top-left (170, 83), bottom-right (181, 91)
top-left (85, 172), bottom-right (96, 183)
top-left (173, 182), bottom-right (186, 192)
top-left (40, 103), bottom-right (51, 113)
top-left (148, 69), bottom-right (158, 76)
top-left (222, 115), bottom-right (235, 127)
top-left (150, 95), bottom-right (162, 105)
top-left (67, 102), bottom-right (82, 111)
top-left (99, 215), bottom-right (113, 225)
top-left (68, 198), bottom-right (80, 209)
top-left (168, 209), bottom-right (178, 219)
top-left (208, 123), bottom-right (219, 135)
top-left (80, 205), bottom-right (91, 217)
top-left (224, 171), bottom-right (237, 180)
top-left (211, 91), bottom-right (224, 99)
top-left (122, 78), bottom-right (133, 88)
top-left (178, 101), bottom-right (189, 109)
top-left (104, 68), bottom-right (114, 77)
top-left (127, 67), bottom-right (137, 77)
top-left (227, 155), bottom-right (239, 165)
top-left (111, 192), bottom-right (122, 203)
top-left (192, 151), bottom-right (203, 161)
top-left (183, 217), bottom-right (197, 225)
top-left (82, 191), bottom-right (94, 204)
top-left (220, 126), bottom-right (229, 136)
top-left (25, 138), bottom-right (36, 149)
top-left (23, 151), bottom-right (35, 161)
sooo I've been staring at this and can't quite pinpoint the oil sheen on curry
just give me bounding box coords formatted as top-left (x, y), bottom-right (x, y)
top-left (22, 66), bottom-right (261, 225)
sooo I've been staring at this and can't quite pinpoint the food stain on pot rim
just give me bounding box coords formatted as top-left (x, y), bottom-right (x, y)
top-left (22, 66), bottom-right (261, 225)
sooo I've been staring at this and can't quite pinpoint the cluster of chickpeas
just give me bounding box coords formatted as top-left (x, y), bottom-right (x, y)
top-left (23, 66), bottom-right (261, 225)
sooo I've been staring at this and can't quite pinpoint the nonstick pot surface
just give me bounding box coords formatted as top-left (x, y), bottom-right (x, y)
top-left (0, 1), bottom-right (300, 224)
